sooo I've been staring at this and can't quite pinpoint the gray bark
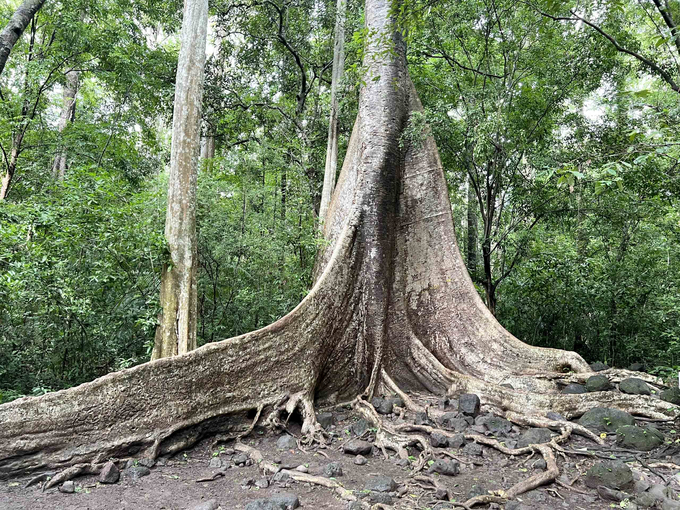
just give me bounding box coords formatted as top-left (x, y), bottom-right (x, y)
top-left (152, 0), bottom-right (209, 360)
top-left (0, 0), bottom-right (672, 481)
top-left (466, 175), bottom-right (477, 278)
top-left (0, 0), bottom-right (46, 78)
top-left (51, 70), bottom-right (79, 180)
top-left (318, 0), bottom-right (346, 227)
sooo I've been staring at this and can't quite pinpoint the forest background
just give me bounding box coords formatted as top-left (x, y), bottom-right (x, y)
top-left (1, 0), bottom-right (680, 401)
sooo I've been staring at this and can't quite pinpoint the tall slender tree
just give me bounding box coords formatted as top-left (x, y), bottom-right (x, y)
top-left (152, 0), bottom-right (209, 360)
top-left (51, 70), bottom-right (78, 180)
top-left (318, 0), bottom-right (346, 225)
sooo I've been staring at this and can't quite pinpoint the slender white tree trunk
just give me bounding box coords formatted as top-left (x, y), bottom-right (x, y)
top-left (153, 0), bottom-right (209, 360)
top-left (52, 70), bottom-right (79, 180)
top-left (318, 0), bottom-right (346, 228)
top-left (0, 0), bottom-right (46, 78)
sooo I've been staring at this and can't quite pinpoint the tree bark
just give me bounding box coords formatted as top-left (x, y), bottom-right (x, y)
top-left (0, 0), bottom-right (674, 480)
top-left (0, 0), bottom-right (45, 78)
top-left (51, 70), bottom-right (79, 180)
top-left (318, 0), bottom-right (346, 227)
top-left (466, 174), bottom-right (477, 279)
top-left (152, 0), bottom-right (209, 360)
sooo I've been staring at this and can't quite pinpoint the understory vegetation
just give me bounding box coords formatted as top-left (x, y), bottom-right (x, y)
top-left (2, 0), bottom-right (680, 400)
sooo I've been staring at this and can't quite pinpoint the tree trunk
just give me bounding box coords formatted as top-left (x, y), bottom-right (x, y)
top-left (51, 70), bottom-right (79, 180)
top-left (0, 0), bottom-right (45, 78)
top-left (0, 0), bottom-right (673, 480)
top-left (318, 0), bottom-right (346, 227)
top-left (466, 175), bottom-right (477, 279)
top-left (152, 0), bottom-right (209, 360)
top-left (200, 135), bottom-right (215, 160)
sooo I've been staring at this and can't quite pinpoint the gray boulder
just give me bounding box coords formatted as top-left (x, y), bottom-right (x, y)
top-left (343, 439), bottom-right (373, 455)
top-left (484, 416), bottom-right (513, 436)
top-left (125, 466), bottom-right (150, 480)
top-left (367, 492), bottom-right (393, 505)
top-left (516, 428), bottom-right (553, 448)
top-left (191, 500), bottom-right (219, 510)
top-left (448, 433), bottom-right (466, 449)
top-left (364, 475), bottom-right (397, 492)
top-left (463, 442), bottom-right (483, 456)
top-left (371, 397), bottom-right (394, 415)
top-left (99, 461), bottom-right (120, 484)
top-left (277, 435), bottom-right (298, 450)
top-left (427, 460), bottom-right (460, 476)
top-left (616, 425), bottom-right (664, 451)
top-left (586, 374), bottom-right (613, 392)
top-left (661, 388), bottom-right (680, 405)
top-left (459, 394), bottom-right (481, 417)
top-left (430, 431), bottom-right (449, 447)
top-left (324, 462), bottom-right (343, 477)
top-left (585, 460), bottom-right (634, 490)
top-left (590, 361), bottom-right (610, 372)
top-left (578, 407), bottom-right (635, 432)
top-left (269, 493), bottom-right (300, 509)
top-left (628, 362), bottom-right (644, 372)
top-left (354, 455), bottom-right (367, 465)
top-left (619, 378), bottom-right (651, 396)
top-left (58, 481), bottom-right (75, 493)
top-left (414, 412), bottom-right (434, 427)
top-left (562, 383), bottom-right (587, 394)
top-left (316, 412), bottom-right (333, 429)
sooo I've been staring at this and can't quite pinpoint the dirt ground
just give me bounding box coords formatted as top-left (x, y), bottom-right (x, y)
top-left (1, 401), bottom-right (678, 510)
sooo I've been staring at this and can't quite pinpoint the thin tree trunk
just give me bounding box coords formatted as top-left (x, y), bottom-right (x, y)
top-left (318, 0), bottom-right (346, 227)
top-left (152, 0), bottom-right (209, 360)
top-left (200, 135), bottom-right (215, 160)
top-left (52, 70), bottom-right (79, 180)
top-left (466, 175), bottom-right (478, 279)
top-left (0, 0), bottom-right (46, 78)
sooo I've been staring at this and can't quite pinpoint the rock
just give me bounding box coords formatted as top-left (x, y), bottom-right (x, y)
top-left (484, 416), bottom-right (513, 436)
top-left (590, 361), bottom-right (610, 372)
top-left (440, 412), bottom-right (460, 429)
top-left (448, 433), bottom-right (466, 449)
top-left (255, 478), bottom-right (270, 489)
top-left (245, 500), bottom-right (277, 510)
top-left (533, 459), bottom-right (547, 470)
top-left (516, 428), bottom-right (553, 448)
top-left (434, 487), bottom-right (448, 500)
top-left (295, 465), bottom-right (308, 473)
top-left (586, 374), bottom-right (613, 392)
top-left (59, 481), bottom-right (75, 493)
top-left (269, 492), bottom-right (300, 509)
top-left (505, 502), bottom-right (524, 510)
top-left (505, 439), bottom-right (518, 449)
top-left (126, 466), bottom-right (150, 480)
top-left (242, 478), bottom-right (256, 489)
top-left (364, 475), bottom-right (397, 493)
top-left (367, 492), bottom-right (393, 505)
top-left (137, 458), bottom-right (155, 468)
top-left (467, 484), bottom-right (486, 499)
top-left (347, 502), bottom-right (362, 510)
top-left (546, 411), bottom-right (566, 421)
top-left (459, 394), bottom-right (481, 417)
top-left (209, 457), bottom-right (222, 468)
top-left (629, 362), bottom-right (644, 372)
top-left (343, 439), bottom-right (373, 455)
top-left (277, 435), bottom-right (298, 450)
top-left (585, 460), bottom-right (634, 490)
top-left (597, 486), bottom-right (628, 502)
top-left (336, 413), bottom-right (348, 422)
top-left (395, 458), bottom-right (410, 467)
top-left (578, 407), bottom-right (635, 432)
top-left (272, 471), bottom-right (290, 482)
top-left (354, 455), bottom-right (368, 465)
top-left (324, 462), bottom-right (343, 477)
top-left (562, 383), bottom-right (587, 394)
top-left (661, 388), bottom-right (680, 405)
top-left (635, 492), bottom-right (661, 508)
top-left (427, 460), bottom-right (460, 476)
top-left (233, 453), bottom-right (249, 465)
top-left (372, 397), bottom-right (394, 415)
top-left (317, 412), bottom-right (333, 429)
top-left (351, 418), bottom-right (369, 436)
top-left (414, 412), bottom-right (434, 427)
top-left (463, 442), bottom-right (483, 456)
top-left (430, 431), bottom-right (449, 447)
top-left (99, 461), bottom-right (120, 484)
top-left (616, 425), bottom-right (664, 451)
top-left (620, 378), bottom-right (651, 395)
top-left (388, 396), bottom-right (404, 408)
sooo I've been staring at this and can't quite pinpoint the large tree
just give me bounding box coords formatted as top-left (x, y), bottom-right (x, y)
top-left (0, 0), bottom-right (46, 78)
top-left (0, 0), bottom-right (674, 500)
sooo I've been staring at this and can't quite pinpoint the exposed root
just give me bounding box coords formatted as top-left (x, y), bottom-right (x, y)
top-left (505, 411), bottom-right (604, 445)
top-left (43, 463), bottom-right (103, 490)
top-left (23, 471), bottom-right (55, 488)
